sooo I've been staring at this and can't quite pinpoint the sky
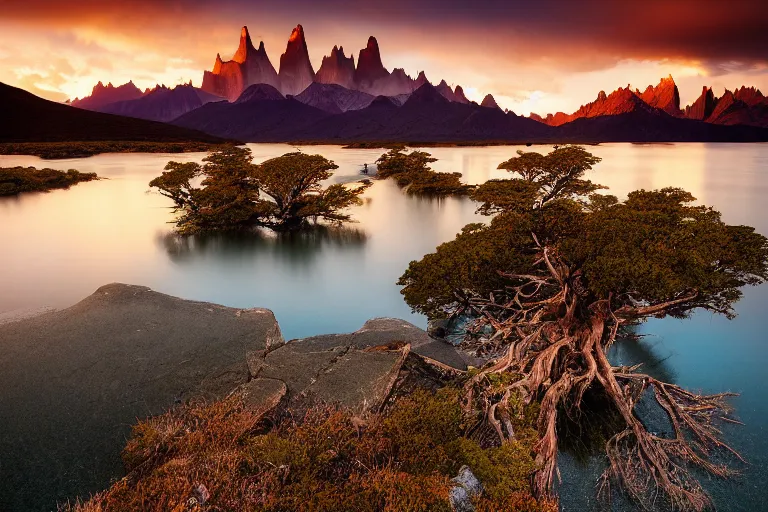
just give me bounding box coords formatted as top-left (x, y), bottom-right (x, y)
top-left (1, 0), bottom-right (767, 116)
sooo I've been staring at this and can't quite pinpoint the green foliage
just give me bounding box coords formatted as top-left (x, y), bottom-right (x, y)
top-left (398, 217), bottom-right (532, 317)
top-left (565, 187), bottom-right (768, 317)
top-left (400, 145), bottom-right (768, 321)
top-left (0, 141), bottom-right (224, 160)
top-left (0, 166), bottom-right (98, 196)
top-left (149, 146), bottom-right (371, 234)
top-left (376, 148), bottom-right (473, 196)
top-left (65, 389), bottom-right (554, 512)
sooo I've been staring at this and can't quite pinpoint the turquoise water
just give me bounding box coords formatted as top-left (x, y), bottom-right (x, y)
top-left (1, 143), bottom-right (767, 510)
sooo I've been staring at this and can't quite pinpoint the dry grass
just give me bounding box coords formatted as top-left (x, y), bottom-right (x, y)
top-left (61, 389), bottom-right (555, 512)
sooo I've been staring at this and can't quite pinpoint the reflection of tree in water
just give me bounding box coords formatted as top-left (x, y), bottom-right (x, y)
top-left (157, 224), bottom-right (367, 266)
top-left (609, 327), bottom-right (677, 385)
top-left (558, 326), bottom-right (679, 465)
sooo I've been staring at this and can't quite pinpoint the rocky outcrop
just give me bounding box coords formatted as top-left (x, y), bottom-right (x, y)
top-left (639, 75), bottom-right (681, 116)
top-left (278, 24), bottom-right (315, 96)
top-left (315, 45), bottom-right (356, 89)
top-left (71, 80), bottom-right (144, 110)
top-left (0, 285), bottom-right (471, 510)
top-left (0, 284), bottom-right (283, 511)
top-left (685, 86), bottom-right (717, 121)
top-left (201, 26), bottom-right (279, 101)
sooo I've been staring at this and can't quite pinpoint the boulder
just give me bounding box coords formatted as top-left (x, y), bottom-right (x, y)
top-left (450, 465), bottom-right (484, 511)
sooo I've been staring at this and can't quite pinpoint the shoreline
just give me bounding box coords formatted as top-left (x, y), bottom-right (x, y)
top-left (4, 140), bottom-right (767, 160)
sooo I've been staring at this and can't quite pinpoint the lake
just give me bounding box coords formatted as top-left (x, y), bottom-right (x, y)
top-left (1, 143), bottom-right (767, 510)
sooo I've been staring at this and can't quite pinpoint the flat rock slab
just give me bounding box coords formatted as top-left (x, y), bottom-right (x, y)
top-left (0, 283), bottom-right (283, 512)
top-left (252, 317), bottom-right (466, 414)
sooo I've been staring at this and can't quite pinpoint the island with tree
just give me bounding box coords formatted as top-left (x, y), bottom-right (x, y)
top-left (0, 166), bottom-right (99, 196)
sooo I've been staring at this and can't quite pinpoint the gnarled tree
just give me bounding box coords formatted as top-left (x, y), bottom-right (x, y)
top-left (398, 146), bottom-right (768, 511)
top-left (150, 146), bottom-right (370, 234)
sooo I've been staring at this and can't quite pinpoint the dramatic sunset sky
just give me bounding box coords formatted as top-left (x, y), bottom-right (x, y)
top-left (2, 0), bottom-right (767, 115)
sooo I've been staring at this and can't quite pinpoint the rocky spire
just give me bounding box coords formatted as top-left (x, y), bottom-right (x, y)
top-left (233, 26), bottom-right (257, 64)
top-left (685, 86), bottom-right (717, 120)
top-left (315, 45), bottom-right (356, 89)
top-left (355, 36), bottom-right (390, 89)
top-left (202, 25), bottom-right (279, 101)
top-left (640, 75), bottom-right (681, 115)
top-left (278, 24), bottom-right (315, 95)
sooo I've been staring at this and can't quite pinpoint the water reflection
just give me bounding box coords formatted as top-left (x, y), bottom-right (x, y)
top-left (158, 224), bottom-right (367, 266)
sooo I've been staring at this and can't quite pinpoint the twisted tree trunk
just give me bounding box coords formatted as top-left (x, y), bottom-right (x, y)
top-left (462, 246), bottom-right (742, 511)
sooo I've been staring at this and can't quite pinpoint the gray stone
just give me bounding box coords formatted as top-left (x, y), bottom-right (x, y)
top-left (0, 283), bottom-right (283, 512)
top-left (449, 465), bottom-right (483, 512)
top-left (299, 347), bottom-right (408, 412)
top-left (449, 486), bottom-right (474, 512)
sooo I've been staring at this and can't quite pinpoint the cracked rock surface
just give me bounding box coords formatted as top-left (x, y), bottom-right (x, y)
top-left (0, 286), bottom-right (469, 512)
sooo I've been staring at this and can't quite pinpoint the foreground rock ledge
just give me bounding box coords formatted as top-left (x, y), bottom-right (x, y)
top-left (0, 283), bottom-right (467, 511)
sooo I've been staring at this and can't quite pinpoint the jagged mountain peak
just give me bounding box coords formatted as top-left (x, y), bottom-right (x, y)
top-left (454, 85), bottom-right (469, 104)
top-left (481, 93), bottom-right (500, 109)
top-left (355, 35), bottom-right (389, 88)
top-left (639, 75), bottom-right (681, 115)
top-left (279, 24), bottom-right (315, 95)
top-left (71, 80), bottom-right (144, 109)
top-left (288, 24), bottom-right (306, 44)
top-left (316, 44), bottom-right (356, 89)
top-left (233, 26), bottom-right (256, 64)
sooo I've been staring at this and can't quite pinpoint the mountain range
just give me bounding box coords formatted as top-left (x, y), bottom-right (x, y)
top-left (14, 24), bottom-right (768, 144)
top-left (530, 76), bottom-right (768, 128)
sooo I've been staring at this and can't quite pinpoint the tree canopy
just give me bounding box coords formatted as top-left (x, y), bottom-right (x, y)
top-left (398, 145), bottom-right (768, 510)
top-left (376, 147), bottom-right (473, 196)
top-left (149, 146), bottom-right (370, 234)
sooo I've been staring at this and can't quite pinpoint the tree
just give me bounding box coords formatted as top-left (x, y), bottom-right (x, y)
top-left (376, 147), bottom-right (473, 195)
top-left (149, 146), bottom-right (370, 234)
top-left (398, 146), bottom-right (768, 511)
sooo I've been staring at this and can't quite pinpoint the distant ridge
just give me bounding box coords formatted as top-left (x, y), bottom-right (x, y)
top-left (531, 76), bottom-right (768, 128)
top-left (0, 82), bottom-right (227, 143)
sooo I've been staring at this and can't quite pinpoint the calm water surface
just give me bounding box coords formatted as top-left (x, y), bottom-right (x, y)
top-left (1, 143), bottom-right (767, 510)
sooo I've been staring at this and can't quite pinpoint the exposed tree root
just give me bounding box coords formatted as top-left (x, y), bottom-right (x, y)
top-left (460, 243), bottom-right (743, 512)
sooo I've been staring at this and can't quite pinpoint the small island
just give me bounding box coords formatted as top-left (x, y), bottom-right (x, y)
top-left (0, 166), bottom-right (99, 196)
